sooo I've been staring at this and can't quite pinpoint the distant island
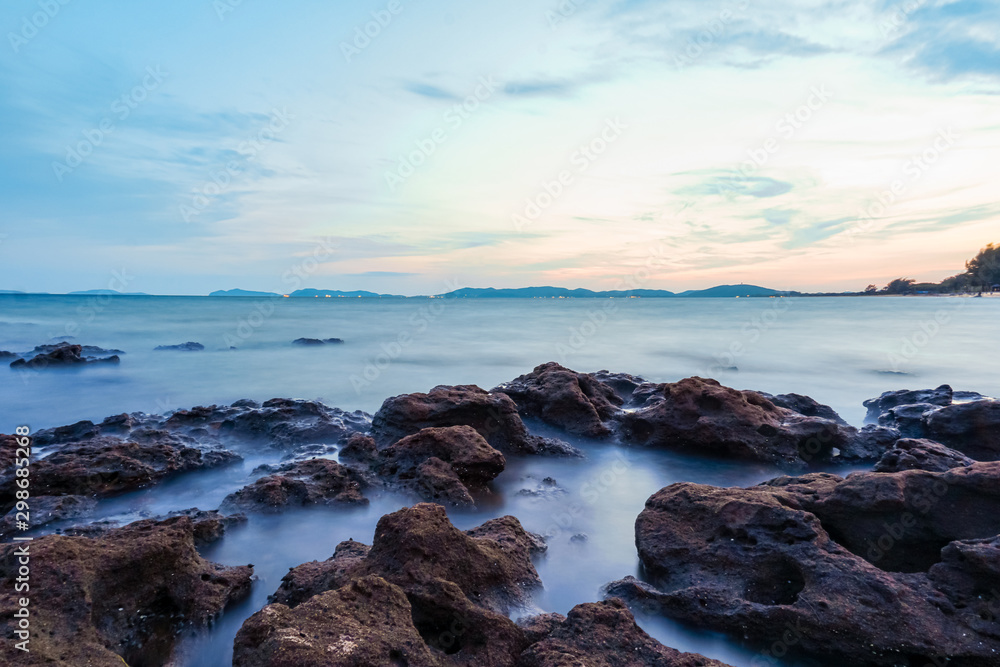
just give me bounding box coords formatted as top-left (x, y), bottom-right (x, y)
top-left (6, 244), bottom-right (995, 298)
top-left (207, 284), bottom-right (791, 299)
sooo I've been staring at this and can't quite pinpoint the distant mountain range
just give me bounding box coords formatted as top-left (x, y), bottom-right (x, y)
top-left (207, 284), bottom-right (791, 298)
top-left (209, 288), bottom-right (407, 298)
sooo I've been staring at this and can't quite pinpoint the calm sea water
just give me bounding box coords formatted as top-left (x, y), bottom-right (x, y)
top-left (1, 294), bottom-right (998, 667)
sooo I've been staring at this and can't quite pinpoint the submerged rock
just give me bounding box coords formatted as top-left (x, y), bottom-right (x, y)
top-left (292, 337), bottom-right (344, 345)
top-left (863, 384), bottom-right (954, 423)
top-left (0, 516), bottom-right (252, 666)
top-left (0, 435), bottom-right (241, 514)
top-left (221, 458), bottom-right (370, 513)
top-left (0, 494), bottom-right (96, 537)
top-left (9, 343), bottom-right (120, 369)
top-left (154, 341), bottom-right (204, 351)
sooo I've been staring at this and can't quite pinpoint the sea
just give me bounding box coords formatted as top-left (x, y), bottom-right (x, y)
top-left (1, 293), bottom-right (998, 666)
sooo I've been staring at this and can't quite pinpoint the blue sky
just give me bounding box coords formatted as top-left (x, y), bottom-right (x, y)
top-left (1, 0), bottom-right (998, 295)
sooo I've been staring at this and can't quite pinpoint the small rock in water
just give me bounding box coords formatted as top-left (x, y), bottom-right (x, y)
top-left (154, 341), bottom-right (204, 351)
top-left (292, 337), bottom-right (344, 345)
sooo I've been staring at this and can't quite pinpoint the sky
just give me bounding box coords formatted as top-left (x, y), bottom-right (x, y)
top-left (0, 0), bottom-right (998, 296)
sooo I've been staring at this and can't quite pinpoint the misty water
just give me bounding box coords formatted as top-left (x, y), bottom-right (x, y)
top-left (2, 294), bottom-right (1000, 666)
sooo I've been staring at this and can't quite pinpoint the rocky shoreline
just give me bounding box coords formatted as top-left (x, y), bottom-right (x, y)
top-left (2, 361), bottom-right (999, 665)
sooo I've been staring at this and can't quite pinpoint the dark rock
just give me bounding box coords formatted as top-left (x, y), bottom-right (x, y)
top-left (0, 436), bottom-right (241, 514)
top-left (618, 377), bottom-right (857, 466)
top-left (339, 432), bottom-right (377, 463)
top-left (220, 458), bottom-right (369, 513)
top-left (377, 425), bottom-right (506, 489)
top-left (231, 398), bottom-right (261, 409)
top-left (863, 384), bottom-right (953, 423)
top-left (757, 391), bottom-right (848, 425)
top-left (31, 419), bottom-right (100, 446)
top-left (0, 516), bottom-right (252, 666)
top-left (30, 343), bottom-right (123, 356)
top-left (0, 350), bottom-right (20, 360)
top-left (154, 341), bottom-right (204, 351)
top-left (292, 337), bottom-right (344, 345)
top-left (218, 398), bottom-right (370, 448)
top-left (516, 599), bottom-right (733, 667)
top-left (493, 362), bottom-right (624, 438)
top-left (615, 465), bottom-right (1000, 665)
top-left (166, 508), bottom-right (248, 546)
top-left (10, 343), bottom-right (120, 369)
top-left (590, 369), bottom-right (647, 403)
top-left (0, 494), bottom-right (96, 536)
top-left (371, 385), bottom-right (540, 455)
top-left (516, 613), bottom-right (566, 645)
top-left (924, 399), bottom-right (1000, 460)
top-left (412, 457), bottom-right (475, 506)
top-left (877, 402), bottom-right (940, 437)
top-left (874, 438), bottom-right (975, 473)
top-left (842, 424), bottom-right (900, 461)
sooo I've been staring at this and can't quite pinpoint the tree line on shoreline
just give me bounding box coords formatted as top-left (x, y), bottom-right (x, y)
top-left (863, 243), bottom-right (1000, 295)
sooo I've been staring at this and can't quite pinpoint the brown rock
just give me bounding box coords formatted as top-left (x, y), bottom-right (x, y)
top-left (221, 458), bottom-right (369, 513)
top-left (0, 516), bottom-right (252, 666)
top-left (493, 362), bottom-right (624, 438)
top-left (874, 438), bottom-right (975, 472)
top-left (516, 599), bottom-right (733, 667)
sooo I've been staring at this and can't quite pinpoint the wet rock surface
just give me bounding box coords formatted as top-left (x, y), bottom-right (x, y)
top-left (220, 458), bottom-right (370, 513)
top-left (924, 399), bottom-right (1000, 460)
top-left (0, 435), bottom-right (241, 514)
top-left (617, 377), bottom-right (866, 466)
top-left (371, 384), bottom-right (579, 456)
top-left (757, 391), bottom-right (848, 425)
top-left (377, 425), bottom-right (506, 487)
top-left (607, 463), bottom-right (1000, 666)
top-left (292, 337), bottom-right (344, 345)
top-left (154, 341), bottom-right (205, 351)
top-left (874, 437), bottom-right (975, 472)
top-left (493, 362), bottom-right (626, 438)
top-left (0, 516), bottom-right (252, 666)
top-left (9, 342), bottom-right (121, 369)
top-left (517, 599), bottom-right (733, 667)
